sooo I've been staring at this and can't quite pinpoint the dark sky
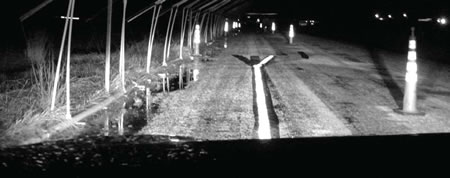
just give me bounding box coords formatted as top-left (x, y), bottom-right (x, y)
top-left (1, 0), bottom-right (448, 48)
top-left (2, 0), bottom-right (449, 20)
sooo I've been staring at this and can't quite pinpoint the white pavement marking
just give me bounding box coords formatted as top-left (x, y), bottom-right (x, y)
top-left (254, 55), bottom-right (274, 140)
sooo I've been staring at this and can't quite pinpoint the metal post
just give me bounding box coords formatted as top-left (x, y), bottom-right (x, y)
top-left (105, 0), bottom-right (112, 93)
top-left (51, 0), bottom-right (73, 111)
top-left (146, 5), bottom-right (162, 73)
top-left (65, 0), bottom-right (76, 119)
top-left (120, 0), bottom-right (127, 93)
top-left (163, 8), bottom-right (174, 67)
top-left (204, 13), bottom-right (210, 44)
top-left (179, 8), bottom-right (188, 59)
top-left (166, 7), bottom-right (179, 61)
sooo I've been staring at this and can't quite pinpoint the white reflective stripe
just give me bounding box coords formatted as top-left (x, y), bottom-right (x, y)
top-left (409, 40), bottom-right (416, 50)
top-left (408, 51), bottom-right (417, 61)
top-left (405, 72), bottom-right (418, 83)
top-left (258, 55), bottom-right (275, 66)
top-left (253, 65), bottom-right (271, 140)
top-left (406, 61), bottom-right (418, 73)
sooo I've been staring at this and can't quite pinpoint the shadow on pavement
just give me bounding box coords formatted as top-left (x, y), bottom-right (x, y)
top-left (368, 48), bottom-right (404, 108)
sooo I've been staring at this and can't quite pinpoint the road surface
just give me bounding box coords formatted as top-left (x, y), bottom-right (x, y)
top-left (139, 32), bottom-right (450, 139)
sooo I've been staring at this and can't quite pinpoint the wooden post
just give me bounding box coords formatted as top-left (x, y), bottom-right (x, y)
top-left (179, 64), bottom-right (183, 89)
top-left (65, 0), bottom-right (76, 119)
top-left (118, 109), bottom-right (124, 135)
top-left (104, 107), bottom-right (109, 136)
top-left (120, 0), bottom-right (127, 93)
top-left (145, 79), bottom-right (152, 118)
top-left (167, 73), bottom-right (170, 92)
top-left (105, 0), bottom-right (112, 93)
top-left (51, 0), bottom-right (73, 111)
top-left (163, 76), bottom-right (166, 93)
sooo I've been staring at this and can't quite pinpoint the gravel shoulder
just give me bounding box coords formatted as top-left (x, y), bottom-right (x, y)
top-left (139, 36), bottom-right (256, 140)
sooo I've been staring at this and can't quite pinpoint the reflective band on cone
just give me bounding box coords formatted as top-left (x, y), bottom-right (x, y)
top-left (394, 27), bottom-right (425, 116)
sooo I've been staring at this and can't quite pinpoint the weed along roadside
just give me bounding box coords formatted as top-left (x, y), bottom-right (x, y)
top-left (0, 0), bottom-right (230, 147)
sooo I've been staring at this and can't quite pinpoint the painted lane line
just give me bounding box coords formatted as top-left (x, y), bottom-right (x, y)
top-left (253, 55), bottom-right (275, 140)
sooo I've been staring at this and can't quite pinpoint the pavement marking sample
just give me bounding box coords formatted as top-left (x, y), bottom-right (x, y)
top-left (253, 55), bottom-right (275, 139)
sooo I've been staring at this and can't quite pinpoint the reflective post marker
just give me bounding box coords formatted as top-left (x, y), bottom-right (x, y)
top-left (395, 27), bottom-right (425, 116)
top-left (224, 20), bottom-right (229, 48)
top-left (271, 22), bottom-right (276, 34)
top-left (193, 24), bottom-right (201, 56)
top-left (289, 24), bottom-right (294, 44)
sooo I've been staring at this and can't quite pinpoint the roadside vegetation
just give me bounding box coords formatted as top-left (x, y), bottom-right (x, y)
top-left (0, 28), bottom-right (194, 147)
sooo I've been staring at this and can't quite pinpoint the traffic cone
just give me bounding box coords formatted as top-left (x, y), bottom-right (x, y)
top-left (394, 27), bottom-right (425, 116)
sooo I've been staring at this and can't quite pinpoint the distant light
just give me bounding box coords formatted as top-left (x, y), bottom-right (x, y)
top-left (418, 18), bottom-right (432, 22)
top-left (403, 13), bottom-right (408, 18)
top-left (388, 14), bottom-right (392, 19)
top-left (271, 22), bottom-right (276, 32)
top-left (375, 13), bottom-right (380, 18)
top-left (237, 19), bottom-right (240, 22)
top-left (379, 17), bottom-right (384, 21)
top-left (257, 18), bottom-right (260, 23)
top-left (247, 16), bottom-right (251, 19)
top-left (259, 23), bottom-right (263, 29)
top-left (438, 17), bottom-right (447, 25)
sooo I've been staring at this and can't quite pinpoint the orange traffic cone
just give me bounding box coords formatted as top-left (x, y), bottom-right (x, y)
top-left (395, 27), bottom-right (425, 116)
